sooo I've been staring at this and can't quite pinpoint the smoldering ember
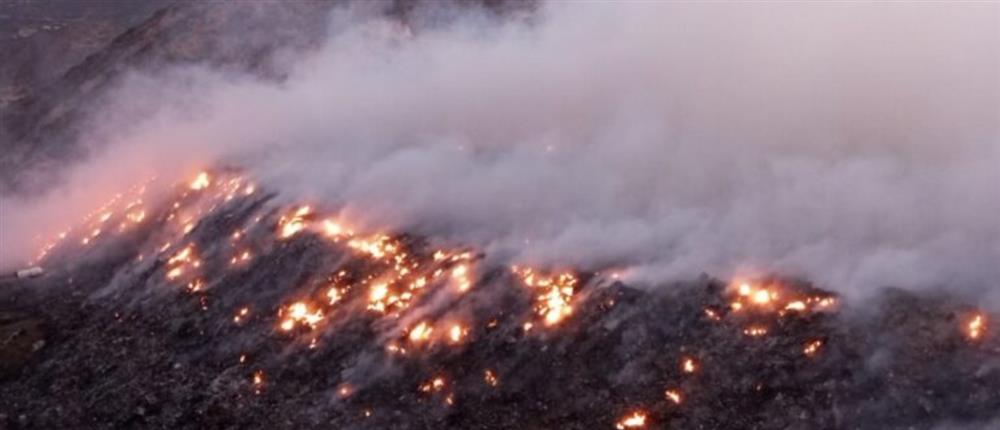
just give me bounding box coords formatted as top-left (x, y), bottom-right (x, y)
top-left (0, 2), bottom-right (998, 430)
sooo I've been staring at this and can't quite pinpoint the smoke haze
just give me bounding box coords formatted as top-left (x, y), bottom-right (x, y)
top-left (2, 2), bottom-right (998, 298)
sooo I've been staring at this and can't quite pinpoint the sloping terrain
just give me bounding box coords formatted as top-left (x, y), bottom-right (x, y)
top-left (0, 2), bottom-right (997, 429)
top-left (0, 171), bottom-right (996, 429)
top-left (0, 0), bottom-right (335, 195)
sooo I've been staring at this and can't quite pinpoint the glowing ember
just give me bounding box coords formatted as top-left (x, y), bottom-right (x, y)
top-left (682, 357), bottom-right (697, 374)
top-left (409, 321), bottom-right (433, 343)
top-left (512, 266), bottom-right (578, 326)
top-left (278, 206), bottom-right (312, 239)
top-left (166, 267), bottom-right (184, 280)
top-left (967, 314), bottom-right (986, 340)
top-left (665, 389), bottom-right (682, 404)
top-left (729, 279), bottom-right (837, 316)
top-left (337, 384), bottom-right (353, 398)
top-left (615, 411), bottom-right (647, 429)
top-left (322, 219), bottom-right (346, 237)
top-left (785, 301), bottom-right (807, 311)
top-left (420, 376), bottom-right (446, 392)
top-left (233, 307), bottom-right (250, 323)
top-left (448, 324), bottom-right (467, 343)
top-left (452, 264), bottom-right (472, 291)
top-left (327, 287), bottom-right (343, 304)
top-left (230, 250), bottom-right (252, 265)
top-left (190, 172), bottom-right (211, 190)
top-left (279, 302), bottom-right (324, 331)
top-left (752, 289), bottom-right (774, 304)
top-left (743, 326), bottom-right (768, 337)
top-left (803, 339), bottom-right (823, 356)
top-left (186, 279), bottom-right (204, 293)
top-left (484, 369), bottom-right (498, 387)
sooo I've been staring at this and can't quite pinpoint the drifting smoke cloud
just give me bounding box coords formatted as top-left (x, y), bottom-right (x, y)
top-left (2, 2), bottom-right (998, 298)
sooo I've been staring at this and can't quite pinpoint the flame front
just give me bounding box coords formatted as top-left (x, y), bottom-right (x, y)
top-left (512, 266), bottom-right (578, 327)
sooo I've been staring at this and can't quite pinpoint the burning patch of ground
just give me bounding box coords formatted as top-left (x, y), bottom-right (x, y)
top-left (0, 170), bottom-right (997, 429)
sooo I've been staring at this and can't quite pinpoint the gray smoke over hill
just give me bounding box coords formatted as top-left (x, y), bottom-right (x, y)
top-left (3, 2), bottom-right (998, 300)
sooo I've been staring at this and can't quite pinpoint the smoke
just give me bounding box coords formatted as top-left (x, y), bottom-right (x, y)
top-left (2, 2), bottom-right (998, 298)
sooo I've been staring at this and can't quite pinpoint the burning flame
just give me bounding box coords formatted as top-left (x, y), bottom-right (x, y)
top-left (484, 369), bottom-right (498, 387)
top-left (280, 302), bottom-right (324, 331)
top-left (803, 339), bottom-right (823, 357)
top-left (967, 314), bottom-right (986, 340)
top-left (729, 279), bottom-right (836, 317)
top-left (409, 321), bottom-right (433, 343)
top-left (190, 172), bottom-right (211, 190)
top-left (448, 324), bottom-right (467, 344)
top-left (419, 376), bottom-right (447, 393)
top-left (681, 357), bottom-right (697, 374)
top-left (665, 389), bottom-right (682, 404)
top-left (278, 206), bottom-right (312, 239)
top-left (30, 169), bottom-right (887, 427)
top-left (615, 411), bottom-right (647, 429)
top-left (512, 266), bottom-right (578, 326)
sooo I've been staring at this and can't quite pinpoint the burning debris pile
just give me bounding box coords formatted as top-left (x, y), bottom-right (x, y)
top-left (1, 170), bottom-right (997, 429)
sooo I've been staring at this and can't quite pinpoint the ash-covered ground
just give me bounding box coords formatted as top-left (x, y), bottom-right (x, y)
top-left (0, 171), bottom-right (997, 430)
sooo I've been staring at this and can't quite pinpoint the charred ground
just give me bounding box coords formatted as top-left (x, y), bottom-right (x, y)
top-left (0, 172), bottom-right (997, 430)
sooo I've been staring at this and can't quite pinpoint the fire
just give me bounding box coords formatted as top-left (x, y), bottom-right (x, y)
top-left (448, 324), bottom-right (467, 343)
top-left (665, 389), bottom-right (682, 404)
top-left (166, 267), bottom-right (184, 280)
top-left (967, 314), bottom-right (986, 340)
top-left (615, 411), bottom-right (647, 429)
top-left (337, 383), bottom-right (354, 398)
top-left (729, 279), bottom-right (837, 316)
top-left (233, 307), bottom-right (250, 323)
top-left (347, 235), bottom-right (398, 259)
top-left (278, 206), bottom-right (312, 239)
top-left (186, 279), bottom-right (204, 293)
top-left (484, 369), bottom-right (498, 387)
top-left (452, 264), bottom-right (472, 292)
top-left (230, 250), bottom-right (252, 265)
top-left (420, 376), bottom-right (446, 392)
top-left (327, 287), bottom-right (343, 304)
top-left (409, 321), bottom-right (433, 343)
top-left (168, 245), bottom-right (194, 265)
top-left (752, 289), bottom-right (774, 304)
top-left (512, 266), bottom-right (578, 326)
top-left (322, 219), bottom-right (346, 237)
top-left (803, 339), bottom-right (823, 356)
top-left (784, 301), bottom-right (806, 311)
top-left (252, 370), bottom-right (264, 385)
top-left (743, 326), bottom-right (768, 337)
top-left (280, 302), bottom-right (324, 331)
top-left (681, 357), bottom-right (697, 374)
top-left (190, 172), bottom-right (211, 190)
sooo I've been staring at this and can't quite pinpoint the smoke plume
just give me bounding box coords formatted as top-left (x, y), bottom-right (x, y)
top-left (2, 2), bottom-right (998, 298)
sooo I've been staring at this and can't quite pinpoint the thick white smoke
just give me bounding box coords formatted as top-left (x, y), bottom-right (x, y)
top-left (2, 2), bottom-right (998, 298)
